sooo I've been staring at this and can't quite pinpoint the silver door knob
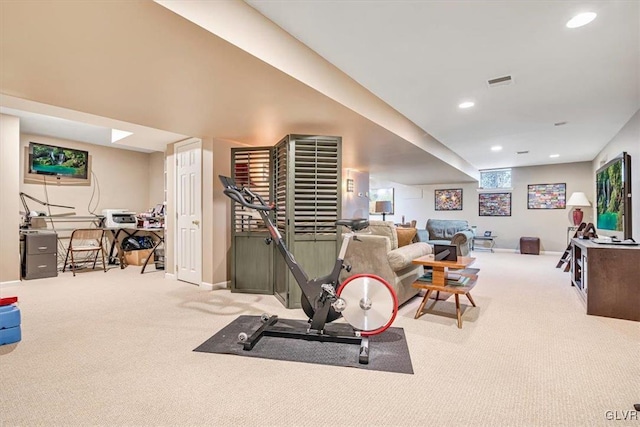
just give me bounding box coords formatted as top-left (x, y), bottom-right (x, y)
top-left (192, 220), bottom-right (200, 225)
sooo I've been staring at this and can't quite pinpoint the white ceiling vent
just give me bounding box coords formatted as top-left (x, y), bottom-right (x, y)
top-left (487, 75), bottom-right (513, 87)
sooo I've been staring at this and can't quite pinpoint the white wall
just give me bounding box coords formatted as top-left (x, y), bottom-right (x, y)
top-left (593, 109), bottom-right (640, 241)
top-left (376, 162), bottom-right (593, 252)
top-left (342, 169), bottom-right (369, 219)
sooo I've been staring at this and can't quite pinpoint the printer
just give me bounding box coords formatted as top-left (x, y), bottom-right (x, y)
top-left (102, 209), bottom-right (137, 228)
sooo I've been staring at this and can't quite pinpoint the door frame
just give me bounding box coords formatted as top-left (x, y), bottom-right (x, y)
top-left (173, 137), bottom-right (203, 285)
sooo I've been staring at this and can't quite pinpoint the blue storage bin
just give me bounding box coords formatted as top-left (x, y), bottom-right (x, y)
top-left (0, 305), bottom-right (21, 329)
top-left (0, 304), bottom-right (21, 345)
top-left (0, 326), bottom-right (21, 345)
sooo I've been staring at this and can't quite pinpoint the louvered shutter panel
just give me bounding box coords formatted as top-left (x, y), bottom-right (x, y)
top-left (292, 137), bottom-right (339, 236)
top-left (232, 148), bottom-right (271, 233)
top-left (230, 147), bottom-right (274, 294)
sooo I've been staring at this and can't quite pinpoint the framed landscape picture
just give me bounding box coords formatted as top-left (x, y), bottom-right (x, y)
top-left (527, 183), bottom-right (566, 209)
top-left (435, 188), bottom-right (463, 211)
top-left (479, 192), bottom-right (512, 216)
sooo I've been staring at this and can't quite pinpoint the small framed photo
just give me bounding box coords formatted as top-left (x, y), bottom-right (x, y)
top-left (434, 188), bottom-right (463, 211)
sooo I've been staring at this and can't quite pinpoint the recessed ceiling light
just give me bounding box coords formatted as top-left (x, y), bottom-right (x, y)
top-left (459, 101), bottom-right (475, 109)
top-left (550, 154), bottom-right (560, 158)
top-left (111, 129), bottom-right (133, 143)
top-left (566, 12), bottom-right (597, 29)
top-left (491, 146), bottom-right (503, 152)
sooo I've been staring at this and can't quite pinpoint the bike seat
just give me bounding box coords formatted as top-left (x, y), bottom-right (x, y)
top-left (336, 218), bottom-right (369, 231)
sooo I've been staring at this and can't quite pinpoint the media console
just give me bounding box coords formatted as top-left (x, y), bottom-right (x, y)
top-left (570, 238), bottom-right (640, 321)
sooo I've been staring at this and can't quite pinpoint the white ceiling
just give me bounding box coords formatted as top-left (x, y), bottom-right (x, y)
top-left (0, 98), bottom-right (189, 153)
top-left (1, 1), bottom-right (637, 184)
top-left (246, 0), bottom-right (640, 170)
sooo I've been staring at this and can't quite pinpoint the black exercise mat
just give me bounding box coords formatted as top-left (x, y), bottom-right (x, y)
top-left (194, 315), bottom-right (413, 374)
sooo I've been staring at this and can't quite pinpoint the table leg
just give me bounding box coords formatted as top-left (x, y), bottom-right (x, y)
top-left (455, 294), bottom-right (462, 328)
top-left (466, 292), bottom-right (476, 307)
top-left (415, 289), bottom-right (433, 319)
top-left (141, 238), bottom-right (162, 274)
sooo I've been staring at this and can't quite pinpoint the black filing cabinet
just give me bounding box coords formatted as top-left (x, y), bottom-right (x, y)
top-left (21, 232), bottom-right (58, 280)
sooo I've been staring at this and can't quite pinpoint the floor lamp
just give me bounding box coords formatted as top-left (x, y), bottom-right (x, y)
top-left (375, 201), bottom-right (392, 222)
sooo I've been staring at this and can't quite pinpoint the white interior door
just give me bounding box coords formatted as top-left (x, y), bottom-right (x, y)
top-left (175, 139), bottom-right (202, 285)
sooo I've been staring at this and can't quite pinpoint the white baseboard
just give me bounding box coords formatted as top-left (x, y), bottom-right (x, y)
top-left (479, 248), bottom-right (563, 255)
top-left (200, 281), bottom-right (213, 291)
top-left (205, 280), bottom-right (229, 290)
top-left (0, 280), bottom-right (21, 288)
top-left (164, 272), bottom-right (176, 280)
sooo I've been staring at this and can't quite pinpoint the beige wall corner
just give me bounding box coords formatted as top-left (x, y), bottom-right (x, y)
top-left (165, 144), bottom-right (175, 275)
top-left (148, 151), bottom-right (165, 209)
top-left (0, 114), bottom-right (21, 283)
top-left (202, 138), bottom-right (214, 285)
top-left (20, 134), bottom-right (152, 216)
top-left (211, 139), bottom-right (244, 286)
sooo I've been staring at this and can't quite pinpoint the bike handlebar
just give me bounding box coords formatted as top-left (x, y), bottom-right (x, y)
top-left (220, 175), bottom-right (273, 211)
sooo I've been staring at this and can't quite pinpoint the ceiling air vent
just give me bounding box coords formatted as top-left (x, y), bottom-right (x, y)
top-left (517, 150), bottom-right (529, 154)
top-left (487, 75), bottom-right (513, 87)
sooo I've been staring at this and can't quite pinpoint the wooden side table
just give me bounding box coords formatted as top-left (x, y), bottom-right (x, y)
top-left (411, 255), bottom-right (479, 328)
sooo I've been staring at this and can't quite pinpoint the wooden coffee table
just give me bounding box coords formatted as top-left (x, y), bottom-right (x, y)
top-left (411, 255), bottom-right (478, 328)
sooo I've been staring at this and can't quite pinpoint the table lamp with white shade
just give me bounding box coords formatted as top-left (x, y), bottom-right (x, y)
top-left (375, 201), bottom-right (393, 221)
top-left (566, 192), bottom-right (591, 226)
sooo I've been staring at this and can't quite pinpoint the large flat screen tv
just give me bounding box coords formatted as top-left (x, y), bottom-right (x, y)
top-left (595, 152), bottom-right (632, 240)
top-left (28, 142), bottom-right (88, 179)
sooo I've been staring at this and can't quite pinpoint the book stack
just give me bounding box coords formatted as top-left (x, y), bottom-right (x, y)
top-left (417, 268), bottom-right (479, 286)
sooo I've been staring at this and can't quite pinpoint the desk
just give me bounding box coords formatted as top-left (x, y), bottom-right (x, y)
top-left (411, 255), bottom-right (478, 328)
top-left (106, 228), bottom-right (164, 274)
top-left (472, 236), bottom-right (496, 252)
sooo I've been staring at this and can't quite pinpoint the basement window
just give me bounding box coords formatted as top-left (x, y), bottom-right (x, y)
top-left (480, 168), bottom-right (512, 190)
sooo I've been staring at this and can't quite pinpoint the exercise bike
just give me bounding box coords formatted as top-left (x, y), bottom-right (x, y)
top-left (220, 175), bottom-right (398, 364)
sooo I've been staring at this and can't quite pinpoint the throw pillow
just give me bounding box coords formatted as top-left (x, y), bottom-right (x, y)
top-left (396, 227), bottom-right (417, 247)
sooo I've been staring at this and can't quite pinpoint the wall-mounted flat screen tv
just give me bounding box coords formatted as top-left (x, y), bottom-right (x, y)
top-left (595, 152), bottom-right (632, 240)
top-left (28, 142), bottom-right (89, 179)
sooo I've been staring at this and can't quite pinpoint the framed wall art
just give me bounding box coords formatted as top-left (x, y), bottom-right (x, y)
top-left (479, 192), bottom-right (512, 216)
top-left (434, 188), bottom-right (463, 211)
top-left (527, 183), bottom-right (566, 209)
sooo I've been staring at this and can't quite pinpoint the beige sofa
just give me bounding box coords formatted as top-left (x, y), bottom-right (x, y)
top-left (339, 221), bottom-right (432, 306)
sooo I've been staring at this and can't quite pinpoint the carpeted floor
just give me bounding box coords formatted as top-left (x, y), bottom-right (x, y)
top-left (0, 251), bottom-right (638, 426)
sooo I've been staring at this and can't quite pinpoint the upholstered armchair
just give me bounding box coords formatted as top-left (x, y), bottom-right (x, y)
top-left (416, 219), bottom-right (474, 256)
top-left (339, 221), bottom-right (432, 306)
